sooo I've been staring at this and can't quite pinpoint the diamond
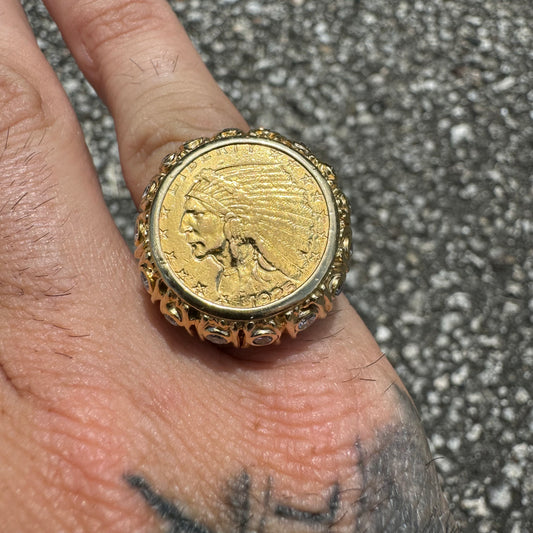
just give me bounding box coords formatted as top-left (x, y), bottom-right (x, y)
top-left (140, 272), bottom-right (150, 292)
top-left (206, 326), bottom-right (229, 344)
top-left (165, 314), bottom-right (178, 326)
top-left (252, 335), bottom-right (274, 346)
top-left (141, 182), bottom-right (152, 201)
top-left (206, 334), bottom-right (229, 345)
top-left (298, 313), bottom-right (317, 331)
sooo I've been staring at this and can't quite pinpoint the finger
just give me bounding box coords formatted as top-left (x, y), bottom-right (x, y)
top-left (43, 0), bottom-right (248, 204)
top-left (0, 1), bottom-right (130, 265)
top-left (35, 0), bottom-right (384, 367)
top-left (0, 1), bottom-right (137, 382)
top-left (39, 0), bottom-right (388, 368)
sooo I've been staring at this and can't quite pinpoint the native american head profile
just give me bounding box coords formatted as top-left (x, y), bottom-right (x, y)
top-left (179, 164), bottom-right (317, 305)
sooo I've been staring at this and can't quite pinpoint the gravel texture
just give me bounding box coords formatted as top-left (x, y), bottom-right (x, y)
top-left (23, 0), bottom-right (533, 531)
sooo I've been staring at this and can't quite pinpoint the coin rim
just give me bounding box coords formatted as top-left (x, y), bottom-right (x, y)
top-left (149, 135), bottom-right (339, 321)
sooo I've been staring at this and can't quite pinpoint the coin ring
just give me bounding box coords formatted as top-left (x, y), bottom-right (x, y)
top-left (135, 128), bottom-right (351, 348)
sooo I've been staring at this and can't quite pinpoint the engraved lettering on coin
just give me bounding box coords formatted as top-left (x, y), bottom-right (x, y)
top-left (158, 142), bottom-right (330, 309)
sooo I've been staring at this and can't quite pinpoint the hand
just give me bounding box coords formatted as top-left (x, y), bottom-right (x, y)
top-left (0, 1), bottom-right (455, 531)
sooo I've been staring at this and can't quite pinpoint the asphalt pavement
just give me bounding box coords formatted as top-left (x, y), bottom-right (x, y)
top-left (25, 0), bottom-right (533, 531)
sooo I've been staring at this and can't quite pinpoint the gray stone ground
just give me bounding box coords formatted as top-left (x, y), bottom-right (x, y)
top-left (24, 0), bottom-right (533, 531)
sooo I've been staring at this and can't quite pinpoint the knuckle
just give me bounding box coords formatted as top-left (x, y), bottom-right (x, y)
top-left (218, 362), bottom-right (360, 487)
top-left (126, 107), bottom-right (203, 166)
top-left (0, 63), bottom-right (49, 139)
top-left (75, 0), bottom-right (164, 57)
top-left (123, 87), bottom-right (234, 177)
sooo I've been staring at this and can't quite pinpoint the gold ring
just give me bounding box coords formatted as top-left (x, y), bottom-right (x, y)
top-left (135, 128), bottom-right (351, 348)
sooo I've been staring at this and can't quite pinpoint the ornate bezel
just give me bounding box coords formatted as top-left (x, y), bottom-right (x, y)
top-left (135, 128), bottom-right (351, 348)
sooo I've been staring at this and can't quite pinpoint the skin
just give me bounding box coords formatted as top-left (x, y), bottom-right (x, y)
top-left (0, 0), bottom-right (456, 531)
top-left (122, 385), bottom-right (455, 532)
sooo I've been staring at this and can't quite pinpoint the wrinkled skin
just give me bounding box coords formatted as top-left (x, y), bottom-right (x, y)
top-left (0, 1), bottom-right (456, 531)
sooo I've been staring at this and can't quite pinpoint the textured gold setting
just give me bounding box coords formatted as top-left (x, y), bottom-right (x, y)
top-left (135, 128), bottom-right (351, 348)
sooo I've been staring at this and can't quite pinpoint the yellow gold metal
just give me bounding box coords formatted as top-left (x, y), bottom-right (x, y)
top-left (135, 128), bottom-right (351, 348)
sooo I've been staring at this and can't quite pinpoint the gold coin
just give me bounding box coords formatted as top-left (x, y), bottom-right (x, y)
top-left (135, 129), bottom-right (351, 347)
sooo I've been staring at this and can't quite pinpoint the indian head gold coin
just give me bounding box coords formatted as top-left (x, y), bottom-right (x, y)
top-left (135, 128), bottom-right (351, 347)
